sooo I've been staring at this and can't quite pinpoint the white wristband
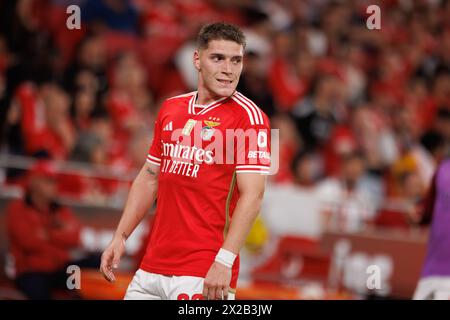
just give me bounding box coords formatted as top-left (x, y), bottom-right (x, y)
top-left (215, 248), bottom-right (237, 269)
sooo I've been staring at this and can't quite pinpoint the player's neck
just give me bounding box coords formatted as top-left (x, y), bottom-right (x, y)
top-left (196, 88), bottom-right (224, 106)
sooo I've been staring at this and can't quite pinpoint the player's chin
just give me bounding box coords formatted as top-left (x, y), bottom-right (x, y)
top-left (214, 86), bottom-right (237, 98)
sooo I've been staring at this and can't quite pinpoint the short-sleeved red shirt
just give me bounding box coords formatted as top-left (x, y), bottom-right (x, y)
top-left (140, 91), bottom-right (271, 288)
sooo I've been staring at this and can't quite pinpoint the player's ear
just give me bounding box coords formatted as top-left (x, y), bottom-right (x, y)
top-left (193, 50), bottom-right (201, 71)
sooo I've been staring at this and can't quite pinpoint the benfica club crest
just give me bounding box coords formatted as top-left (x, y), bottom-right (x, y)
top-left (201, 127), bottom-right (214, 141)
top-left (201, 119), bottom-right (220, 141)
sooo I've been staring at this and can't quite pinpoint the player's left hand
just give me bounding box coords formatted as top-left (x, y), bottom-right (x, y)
top-left (203, 261), bottom-right (232, 300)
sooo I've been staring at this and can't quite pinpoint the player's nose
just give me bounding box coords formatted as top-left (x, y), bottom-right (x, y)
top-left (222, 60), bottom-right (232, 74)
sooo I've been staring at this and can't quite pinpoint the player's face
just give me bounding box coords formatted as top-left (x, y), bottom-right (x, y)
top-left (194, 39), bottom-right (244, 101)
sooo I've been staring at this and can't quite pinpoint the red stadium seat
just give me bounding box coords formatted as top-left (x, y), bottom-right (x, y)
top-left (252, 236), bottom-right (331, 285)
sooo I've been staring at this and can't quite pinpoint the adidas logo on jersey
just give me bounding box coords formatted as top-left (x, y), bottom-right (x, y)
top-left (163, 121), bottom-right (173, 131)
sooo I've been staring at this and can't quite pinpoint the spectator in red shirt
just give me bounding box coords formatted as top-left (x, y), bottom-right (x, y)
top-left (15, 82), bottom-right (76, 160)
top-left (6, 161), bottom-right (99, 299)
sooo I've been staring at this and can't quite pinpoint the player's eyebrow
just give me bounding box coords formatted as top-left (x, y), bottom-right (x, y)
top-left (209, 53), bottom-right (243, 60)
top-left (209, 53), bottom-right (225, 59)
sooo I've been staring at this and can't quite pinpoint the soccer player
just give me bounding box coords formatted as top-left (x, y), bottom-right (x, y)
top-left (100, 22), bottom-right (271, 300)
top-left (413, 154), bottom-right (450, 300)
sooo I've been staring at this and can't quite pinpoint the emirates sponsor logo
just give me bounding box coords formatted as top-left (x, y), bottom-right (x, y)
top-left (158, 126), bottom-right (279, 177)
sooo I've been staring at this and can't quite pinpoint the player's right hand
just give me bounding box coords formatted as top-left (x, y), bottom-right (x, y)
top-left (100, 236), bottom-right (126, 282)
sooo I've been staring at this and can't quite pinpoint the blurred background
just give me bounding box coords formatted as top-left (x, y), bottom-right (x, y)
top-left (0, 0), bottom-right (449, 300)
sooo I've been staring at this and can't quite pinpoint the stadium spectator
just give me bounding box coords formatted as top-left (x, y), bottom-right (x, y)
top-left (81, 0), bottom-right (140, 35)
top-left (6, 161), bottom-right (99, 299)
top-left (14, 82), bottom-right (76, 159)
top-left (318, 151), bottom-right (383, 233)
top-left (291, 74), bottom-right (343, 151)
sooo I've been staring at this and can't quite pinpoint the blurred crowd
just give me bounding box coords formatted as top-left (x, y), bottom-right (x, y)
top-left (0, 0), bottom-right (449, 231)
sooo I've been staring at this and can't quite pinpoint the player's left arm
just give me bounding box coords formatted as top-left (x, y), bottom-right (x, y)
top-left (203, 173), bottom-right (266, 300)
top-left (222, 173), bottom-right (266, 254)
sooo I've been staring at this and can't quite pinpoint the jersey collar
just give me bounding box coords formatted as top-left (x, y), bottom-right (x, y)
top-left (188, 91), bottom-right (230, 115)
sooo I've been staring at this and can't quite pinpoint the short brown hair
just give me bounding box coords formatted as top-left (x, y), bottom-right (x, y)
top-left (197, 22), bottom-right (246, 50)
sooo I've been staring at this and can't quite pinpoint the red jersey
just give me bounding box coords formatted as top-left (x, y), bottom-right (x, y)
top-left (140, 91), bottom-right (271, 289)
